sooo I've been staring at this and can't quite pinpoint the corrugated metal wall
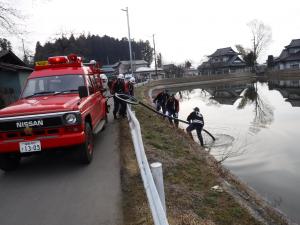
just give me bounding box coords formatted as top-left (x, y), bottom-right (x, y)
top-left (0, 71), bottom-right (30, 108)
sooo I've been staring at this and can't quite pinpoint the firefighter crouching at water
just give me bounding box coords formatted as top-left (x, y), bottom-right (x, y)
top-left (111, 74), bottom-right (126, 119)
top-left (186, 107), bottom-right (204, 146)
top-left (166, 94), bottom-right (179, 127)
top-left (153, 89), bottom-right (169, 115)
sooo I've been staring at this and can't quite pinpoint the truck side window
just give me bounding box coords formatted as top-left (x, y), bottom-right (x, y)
top-left (37, 80), bottom-right (45, 91)
top-left (86, 76), bottom-right (94, 95)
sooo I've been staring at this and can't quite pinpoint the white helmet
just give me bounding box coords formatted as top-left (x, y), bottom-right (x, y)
top-left (129, 77), bottom-right (136, 83)
top-left (118, 74), bottom-right (124, 79)
top-left (100, 73), bottom-right (108, 81)
top-left (89, 60), bottom-right (97, 65)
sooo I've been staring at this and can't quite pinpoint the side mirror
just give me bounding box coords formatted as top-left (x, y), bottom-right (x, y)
top-left (78, 86), bottom-right (88, 98)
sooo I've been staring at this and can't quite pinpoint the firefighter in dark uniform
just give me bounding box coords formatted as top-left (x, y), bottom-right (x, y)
top-left (186, 107), bottom-right (204, 146)
top-left (126, 77), bottom-right (135, 96)
top-left (153, 89), bottom-right (169, 115)
top-left (111, 74), bottom-right (126, 119)
top-left (166, 94), bottom-right (179, 127)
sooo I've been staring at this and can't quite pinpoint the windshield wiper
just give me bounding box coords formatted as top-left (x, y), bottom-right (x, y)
top-left (24, 91), bottom-right (56, 99)
top-left (53, 90), bottom-right (78, 95)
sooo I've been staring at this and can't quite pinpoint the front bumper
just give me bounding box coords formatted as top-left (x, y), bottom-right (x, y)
top-left (0, 131), bottom-right (85, 154)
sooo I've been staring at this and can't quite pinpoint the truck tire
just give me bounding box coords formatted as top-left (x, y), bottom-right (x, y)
top-left (0, 154), bottom-right (21, 171)
top-left (78, 122), bottom-right (94, 164)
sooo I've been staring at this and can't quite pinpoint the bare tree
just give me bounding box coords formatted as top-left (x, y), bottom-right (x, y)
top-left (0, 1), bottom-right (23, 36)
top-left (247, 19), bottom-right (272, 63)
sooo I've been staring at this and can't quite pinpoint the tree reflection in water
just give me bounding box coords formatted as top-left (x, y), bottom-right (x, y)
top-left (178, 89), bottom-right (221, 106)
top-left (238, 83), bottom-right (274, 134)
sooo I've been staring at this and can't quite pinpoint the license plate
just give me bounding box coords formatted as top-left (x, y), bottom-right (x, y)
top-left (19, 141), bottom-right (41, 153)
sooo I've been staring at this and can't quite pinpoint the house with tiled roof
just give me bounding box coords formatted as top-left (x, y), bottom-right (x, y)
top-left (113, 60), bottom-right (149, 74)
top-left (198, 47), bottom-right (248, 75)
top-left (273, 39), bottom-right (300, 70)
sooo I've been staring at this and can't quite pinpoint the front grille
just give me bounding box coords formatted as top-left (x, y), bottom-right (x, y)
top-left (1, 128), bottom-right (60, 140)
top-left (0, 117), bottom-right (63, 132)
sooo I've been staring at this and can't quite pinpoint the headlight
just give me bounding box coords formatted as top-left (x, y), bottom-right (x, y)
top-left (65, 114), bottom-right (77, 125)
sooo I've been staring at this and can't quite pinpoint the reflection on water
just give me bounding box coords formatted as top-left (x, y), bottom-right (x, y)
top-left (239, 83), bottom-right (274, 135)
top-left (176, 78), bottom-right (300, 223)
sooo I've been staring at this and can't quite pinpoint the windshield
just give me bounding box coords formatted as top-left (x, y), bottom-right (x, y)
top-left (22, 74), bottom-right (85, 98)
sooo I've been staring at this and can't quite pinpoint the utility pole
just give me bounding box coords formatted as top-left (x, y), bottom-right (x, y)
top-left (152, 34), bottom-right (158, 81)
top-left (22, 39), bottom-right (28, 64)
top-left (121, 7), bottom-right (134, 75)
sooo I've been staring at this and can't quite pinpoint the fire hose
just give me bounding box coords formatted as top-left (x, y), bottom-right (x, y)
top-left (113, 93), bottom-right (216, 141)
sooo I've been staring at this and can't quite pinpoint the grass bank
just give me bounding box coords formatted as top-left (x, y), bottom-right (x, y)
top-left (121, 79), bottom-right (289, 225)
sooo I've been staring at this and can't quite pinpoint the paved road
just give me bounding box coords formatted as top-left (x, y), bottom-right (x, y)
top-left (0, 108), bottom-right (123, 225)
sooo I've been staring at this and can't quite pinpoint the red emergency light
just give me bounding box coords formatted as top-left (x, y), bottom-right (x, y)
top-left (48, 56), bottom-right (68, 64)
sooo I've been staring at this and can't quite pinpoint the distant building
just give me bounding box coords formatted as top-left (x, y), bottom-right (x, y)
top-left (272, 39), bottom-right (300, 70)
top-left (113, 60), bottom-right (149, 74)
top-left (0, 50), bottom-right (33, 108)
top-left (198, 47), bottom-right (248, 75)
top-left (184, 68), bottom-right (198, 76)
top-left (135, 67), bottom-right (165, 81)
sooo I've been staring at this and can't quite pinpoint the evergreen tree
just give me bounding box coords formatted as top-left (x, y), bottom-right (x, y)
top-left (34, 34), bottom-right (154, 65)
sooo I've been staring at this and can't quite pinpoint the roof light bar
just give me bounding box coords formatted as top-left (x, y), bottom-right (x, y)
top-left (48, 56), bottom-right (68, 64)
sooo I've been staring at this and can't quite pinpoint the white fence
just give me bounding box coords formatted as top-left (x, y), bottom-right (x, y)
top-left (127, 106), bottom-right (169, 225)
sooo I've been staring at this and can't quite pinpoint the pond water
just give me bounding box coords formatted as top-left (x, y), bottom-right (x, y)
top-left (176, 78), bottom-right (300, 223)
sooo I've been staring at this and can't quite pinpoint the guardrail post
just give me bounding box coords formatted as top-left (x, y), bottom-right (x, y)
top-left (150, 162), bottom-right (166, 213)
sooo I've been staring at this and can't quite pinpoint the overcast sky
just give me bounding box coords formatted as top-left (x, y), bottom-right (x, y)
top-left (7, 0), bottom-right (300, 65)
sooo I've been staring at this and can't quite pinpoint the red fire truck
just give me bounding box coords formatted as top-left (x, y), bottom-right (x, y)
top-left (0, 54), bottom-right (108, 171)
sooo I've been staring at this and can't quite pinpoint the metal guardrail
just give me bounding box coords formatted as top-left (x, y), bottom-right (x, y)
top-left (127, 106), bottom-right (169, 225)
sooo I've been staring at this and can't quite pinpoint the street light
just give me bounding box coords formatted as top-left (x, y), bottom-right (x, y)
top-left (121, 7), bottom-right (134, 75)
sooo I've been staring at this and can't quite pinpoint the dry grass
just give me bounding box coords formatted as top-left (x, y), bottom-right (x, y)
top-left (133, 101), bottom-right (262, 225)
